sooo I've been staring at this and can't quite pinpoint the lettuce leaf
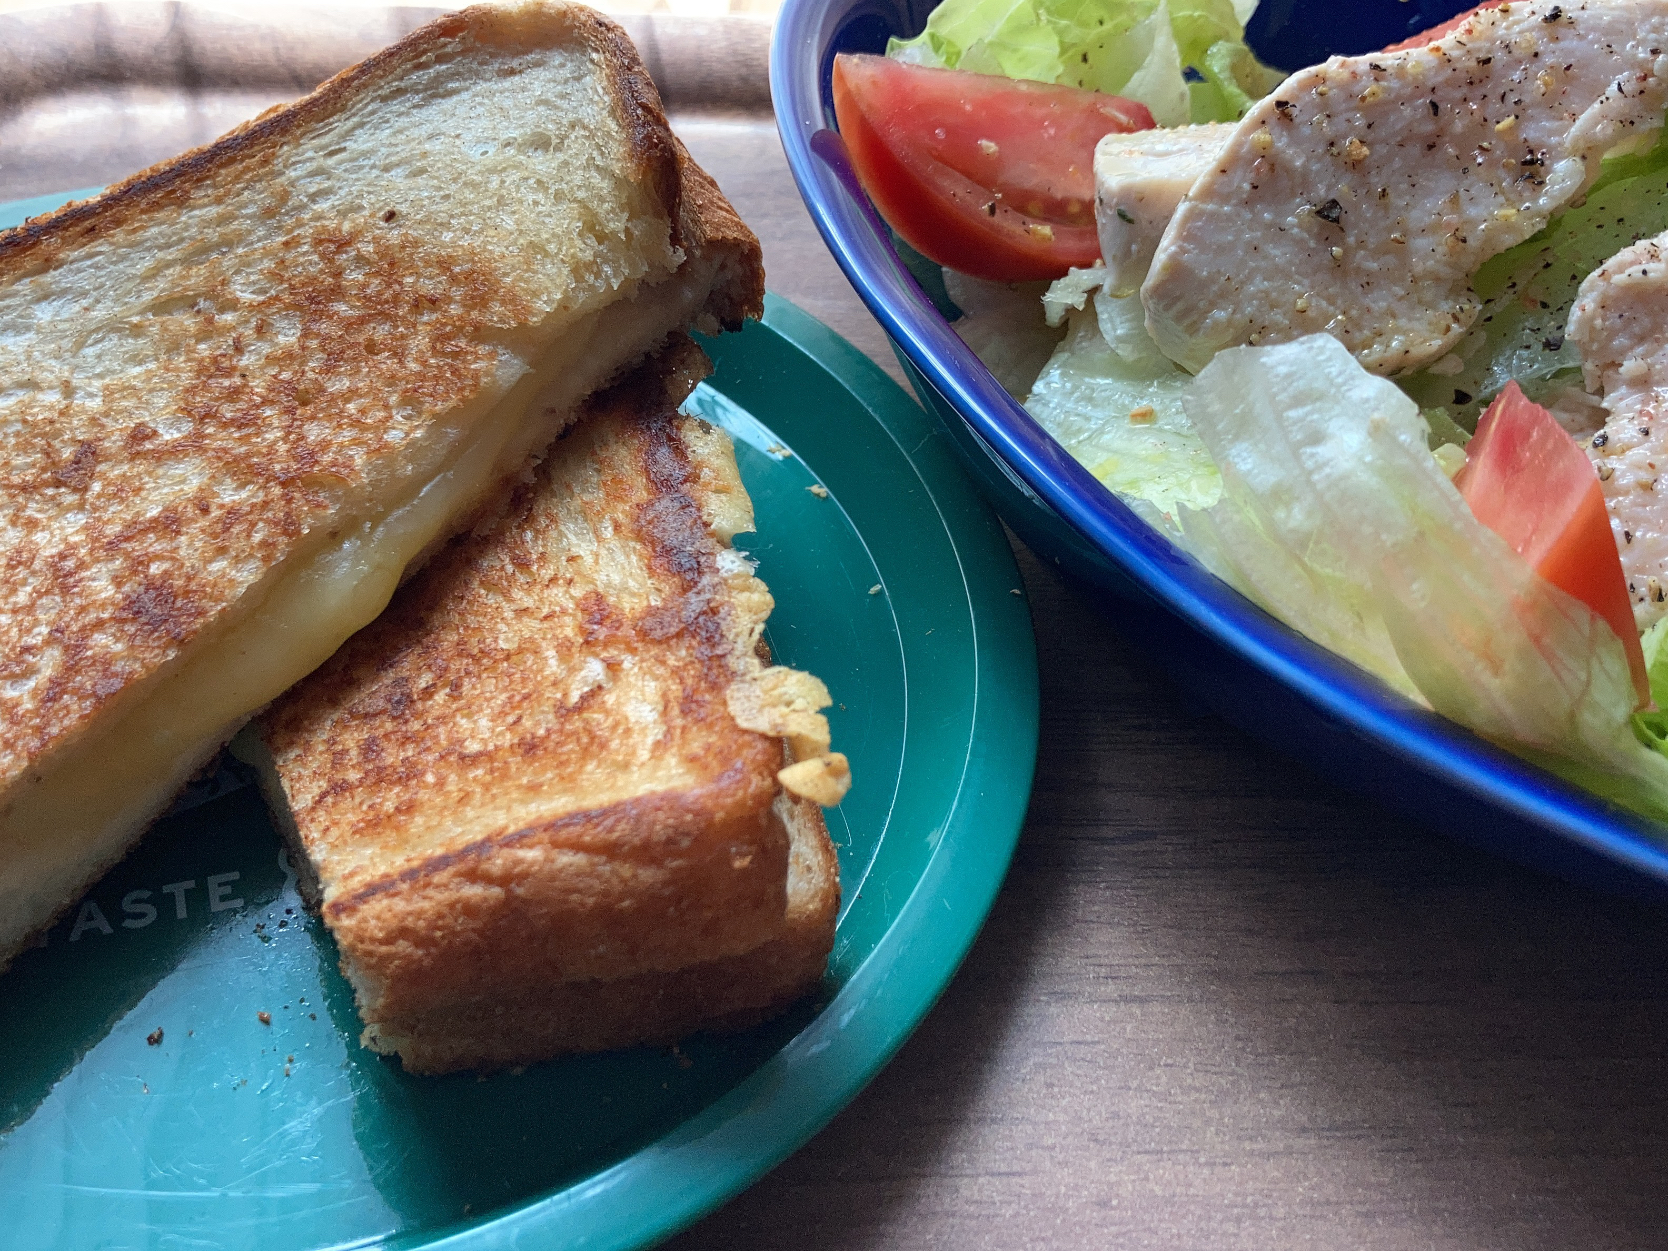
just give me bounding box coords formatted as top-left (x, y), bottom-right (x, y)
top-left (1026, 276), bottom-right (1218, 525)
top-left (943, 268), bottom-right (1065, 399)
top-left (1194, 38), bottom-right (1285, 123)
top-left (887, 0), bottom-right (1279, 124)
top-left (1179, 335), bottom-right (1668, 814)
top-left (1632, 619), bottom-right (1668, 755)
top-left (1041, 263), bottom-right (1112, 325)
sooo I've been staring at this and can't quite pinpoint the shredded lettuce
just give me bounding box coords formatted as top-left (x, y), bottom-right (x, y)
top-left (1026, 270), bottom-right (1218, 525)
top-left (1633, 619), bottom-right (1668, 753)
top-left (943, 269), bottom-right (1065, 399)
top-left (1178, 335), bottom-right (1668, 816)
top-left (887, 0), bottom-right (1279, 124)
top-left (1040, 263), bottom-right (1111, 326)
top-left (1193, 38), bottom-right (1283, 123)
top-left (1422, 405), bottom-right (1472, 451)
top-left (1397, 118), bottom-right (1668, 428)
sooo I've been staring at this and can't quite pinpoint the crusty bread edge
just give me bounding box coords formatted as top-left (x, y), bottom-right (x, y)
top-left (364, 791), bottom-right (841, 1074)
top-left (0, 2), bottom-right (684, 276)
top-left (323, 760), bottom-right (793, 994)
top-left (672, 135), bottom-right (765, 330)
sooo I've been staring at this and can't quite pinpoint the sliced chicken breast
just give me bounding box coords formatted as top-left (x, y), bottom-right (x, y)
top-left (1142, 0), bottom-right (1668, 376)
top-left (1094, 123), bottom-right (1235, 296)
top-left (1568, 230), bottom-right (1668, 628)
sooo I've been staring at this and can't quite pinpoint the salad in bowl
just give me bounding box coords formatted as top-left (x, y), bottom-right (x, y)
top-left (776, 0), bottom-right (1668, 879)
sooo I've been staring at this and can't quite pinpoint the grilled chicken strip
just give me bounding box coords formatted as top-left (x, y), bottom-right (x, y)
top-left (1142, 0), bottom-right (1668, 376)
top-left (1094, 123), bottom-right (1234, 296)
top-left (1568, 230), bottom-right (1668, 628)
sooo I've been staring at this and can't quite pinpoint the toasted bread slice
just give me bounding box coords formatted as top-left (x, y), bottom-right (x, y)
top-left (0, 2), bottom-right (764, 968)
top-left (354, 793), bottom-right (840, 1074)
top-left (253, 341), bottom-right (846, 1073)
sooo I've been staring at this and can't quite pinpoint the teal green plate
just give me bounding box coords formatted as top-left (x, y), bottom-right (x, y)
top-left (0, 188), bottom-right (1040, 1251)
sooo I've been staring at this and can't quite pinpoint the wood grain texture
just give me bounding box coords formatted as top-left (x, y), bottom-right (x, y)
top-left (670, 541), bottom-right (1668, 1250)
top-left (11, 9), bottom-right (1668, 1247)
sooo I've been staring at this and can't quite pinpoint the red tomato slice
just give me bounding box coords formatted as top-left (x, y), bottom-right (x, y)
top-left (1381, 1), bottom-right (1506, 51)
top-left (1455, 382), bottom-right (1649, 706)
top-left (832, 53), bottom-right (1154, 282)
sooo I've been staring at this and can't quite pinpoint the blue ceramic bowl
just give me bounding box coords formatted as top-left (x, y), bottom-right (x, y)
top-left (770, 0), bottom-right (1668, 896)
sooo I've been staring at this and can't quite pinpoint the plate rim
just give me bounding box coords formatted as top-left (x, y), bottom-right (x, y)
top-left (0, 175), bottom-right (1042, 1251)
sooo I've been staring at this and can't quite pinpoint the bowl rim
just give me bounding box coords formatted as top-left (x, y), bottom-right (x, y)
top-left (767, 0), bottom-right (1668, 888)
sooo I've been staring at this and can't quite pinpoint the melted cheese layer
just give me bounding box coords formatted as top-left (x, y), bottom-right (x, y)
top-left (0, 261), bottom-right (723, 962)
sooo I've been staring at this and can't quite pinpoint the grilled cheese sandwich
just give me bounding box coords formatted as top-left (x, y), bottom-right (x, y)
top-left (0, 2), bottom-right (764, 967)
top-left (252, 341), bottom-right (846, 1073)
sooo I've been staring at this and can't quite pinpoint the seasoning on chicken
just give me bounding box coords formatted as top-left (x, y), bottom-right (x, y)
top-left (1094, 123), bottom-right (1235, 296)
top-left (1568, 230), bottom-right (1668, 627)
top-left (1142, 0), bottom-right (1668, 376)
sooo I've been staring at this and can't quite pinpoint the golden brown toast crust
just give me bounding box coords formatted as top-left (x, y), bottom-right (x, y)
top-left (369, 795), bottom-right (841, 1075)
top-left (0, 3), bottom-right (762, 803)
top-left (321, 768), bottom-right (791, 1022)
top-left (672, 136), bottom-right (766, 331)
top-left (261, 345), bottom-right (807, 1027)
top-left (0, 5), bottom-right (675, 272)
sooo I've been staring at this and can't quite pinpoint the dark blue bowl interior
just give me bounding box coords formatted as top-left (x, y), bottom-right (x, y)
top-left (1244, 0), bottom-right (1477, 70)
top-left (770, 0), bottom-right (1668, 898)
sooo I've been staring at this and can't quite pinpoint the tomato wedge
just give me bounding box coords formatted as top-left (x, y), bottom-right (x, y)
top-left (1381, 0), bottom-right (1505, 51)
top-left (1455, 382), bottom-right (1649, 705)
top-left (831, 53), bottom-right (1154, 282)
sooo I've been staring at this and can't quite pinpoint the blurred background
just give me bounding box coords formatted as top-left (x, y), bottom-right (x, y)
top-left (0, 0), bottom-right (778, 203)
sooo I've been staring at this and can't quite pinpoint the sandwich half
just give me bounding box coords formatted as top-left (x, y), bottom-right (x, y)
top-left (251, 340), bottom-right (848, 1074)
top-left (0, 1), bottom-right (764, 967)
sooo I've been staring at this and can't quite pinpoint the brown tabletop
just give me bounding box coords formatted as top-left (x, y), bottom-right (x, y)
top-left (8, 6), bottom-right (1668, 1247)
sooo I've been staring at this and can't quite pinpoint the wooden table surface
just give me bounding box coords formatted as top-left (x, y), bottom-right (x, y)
top-left (9, 7), bottom-right (1668, 1247)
